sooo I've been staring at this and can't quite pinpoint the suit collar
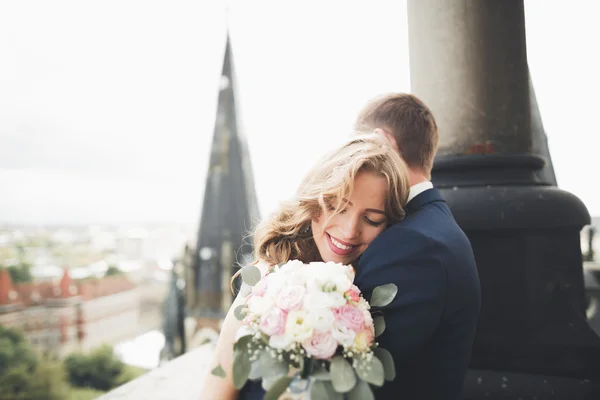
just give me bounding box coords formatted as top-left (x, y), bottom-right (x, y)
top-left (406, 187), bottom-right (445, 214)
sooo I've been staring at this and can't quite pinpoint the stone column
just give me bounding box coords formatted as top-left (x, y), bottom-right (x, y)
top-left (408, 0), bottom-right (531, 157)
top-left (407, 0), bottom-right (600, 395)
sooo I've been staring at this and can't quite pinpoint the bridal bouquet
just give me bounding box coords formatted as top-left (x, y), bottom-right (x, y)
top-left (211, 260), bottom-right (398, 400)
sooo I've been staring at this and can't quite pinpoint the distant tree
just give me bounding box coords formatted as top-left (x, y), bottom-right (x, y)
top-left (5, 262), bottom-right (33, 283)
top-left (0, 326), bottom-right (67, 400)
top-left (105, 265), bottom-right (121, 277)
top-left (64, 345), bottom-right (124, 391)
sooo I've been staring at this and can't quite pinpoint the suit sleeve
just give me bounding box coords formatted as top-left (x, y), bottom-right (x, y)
top-left (354, 226), bottom-right (447, 358)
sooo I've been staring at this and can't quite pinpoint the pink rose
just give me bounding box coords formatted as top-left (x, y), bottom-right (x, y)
top-left (275, 285), bottom-right (306, 311)
top-left (259, 308), bottom-right (286, 336)
top-left (333, 305), bottom-right (365, 332)
top-left (302, 331), bottom-right (338, 360)
top-left (345, 285), bottom-right (361, 303)
top-left (252, 279), bottom-right (268, 297)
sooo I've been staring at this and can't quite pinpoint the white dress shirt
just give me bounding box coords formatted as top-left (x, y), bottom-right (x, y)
top-left (407, 181), bottom-right (434, 204)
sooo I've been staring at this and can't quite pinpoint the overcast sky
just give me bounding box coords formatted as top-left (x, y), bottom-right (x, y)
top-left (1, 0), bottom-right (599, 226)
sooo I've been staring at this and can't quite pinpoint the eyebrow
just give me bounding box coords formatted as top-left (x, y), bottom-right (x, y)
top-left (342, 199), bottom-right (386, 215)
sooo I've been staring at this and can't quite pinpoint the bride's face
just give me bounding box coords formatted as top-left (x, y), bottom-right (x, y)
top-left (311, 171), bottom-right (389, 266)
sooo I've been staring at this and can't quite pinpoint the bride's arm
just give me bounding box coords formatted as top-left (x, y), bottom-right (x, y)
top-left (201, 290), bottom-right (248, 400)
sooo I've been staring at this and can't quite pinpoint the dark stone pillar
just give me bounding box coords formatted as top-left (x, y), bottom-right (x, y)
top-left (408, 0), bottom-right (600, 396)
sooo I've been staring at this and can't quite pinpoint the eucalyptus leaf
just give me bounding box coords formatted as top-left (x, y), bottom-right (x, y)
top-left (234, 304), bottom-right (246, 321)
top-left (210, 364), bottom-right (226, 378)
top-left (374, 348), bottom-right (396, 381)
top-left (374, 316), bottom-right (386, 337)
top-left (356, 356), bottom-right (385, 387)
top-left (348, 379), bottom-right (375, 400)
top-left (234, 334), bottom-right (253, 352)
top-left (248, 359), bottom-right (262, 380)
top-left (330, 356), bottom-right (357, 393)
top-left (259, 351), bottom-right (289, 380)
top-left (370, 283), bottom-right (398, 307)
top-left (311, 380), bottom-right (343, 400)
top-left (264, 376), bottom-right (293, 400)
top-left (241, 265), bottom-right (262, 287)
top-left (232, 349), bottom-right (251, 389)
top-left (312, 363), bottom-right (331, 381)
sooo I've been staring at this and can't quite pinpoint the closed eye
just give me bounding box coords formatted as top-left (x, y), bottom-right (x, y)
top-left (365, 217), bottom-right (385, 227)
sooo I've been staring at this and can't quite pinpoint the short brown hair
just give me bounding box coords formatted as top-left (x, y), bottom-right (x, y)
top-left (355, 93), bottom-right (439, 175)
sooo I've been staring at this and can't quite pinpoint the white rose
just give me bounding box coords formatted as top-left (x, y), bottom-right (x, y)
top-left (269, 334), bottom-right (293, 350)
top-left (331, 323), bottom-right (356, 348)
top-left (247, 295), bottom-right (275, 315)
top-left (307, 307), bottom-right (335, 332)
top-left (285, 310), bottom-right (313, 342)
top-left (275, 285), bottom-right (306, 311)
top-left (265, 273), bottom-right (285, 297)
top-left (235, 325), bottom-right (257, 342)
top-left (280, 260), bottom-right (304, 273)
top-left (303, 292), bottom-right (334, 311)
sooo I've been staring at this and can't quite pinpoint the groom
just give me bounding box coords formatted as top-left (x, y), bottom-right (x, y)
top-left (354, 93), bottom-right (481, 399)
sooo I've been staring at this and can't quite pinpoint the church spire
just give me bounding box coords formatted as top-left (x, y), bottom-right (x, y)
top-left (190, 32), bottom-right (260, 318)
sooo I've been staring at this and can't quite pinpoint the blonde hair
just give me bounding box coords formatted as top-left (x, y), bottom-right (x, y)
top-left (244, 134), bottom-right (410, 274)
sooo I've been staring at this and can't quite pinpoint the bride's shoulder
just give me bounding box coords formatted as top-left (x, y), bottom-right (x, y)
top-left (254, 259), bottom-right (272, 277)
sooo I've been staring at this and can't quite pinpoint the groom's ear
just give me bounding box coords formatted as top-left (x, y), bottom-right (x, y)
top-left (374, 128), bottom-right (399, 153)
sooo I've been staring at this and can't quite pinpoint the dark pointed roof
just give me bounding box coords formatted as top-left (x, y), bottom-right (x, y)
top-left (190, 34), bottom-right (260, 318)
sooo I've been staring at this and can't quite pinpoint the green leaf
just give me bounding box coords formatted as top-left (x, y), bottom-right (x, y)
top-left (311, 380), bottom-right (343, 400)
top-left (232, 349), bottom-right (251, 389)
top-left (356, 356), bottom-right (385, 387)
top-left (241, 265), bottom-right (262, 287)
top-left (374, 316), bottom-right (386, 337)
top-left (330, 356), bottom-right (356, 393)
top-left (374, 348), bottom-right (396, 381)
top-left (210, 364), bottom-right (226, 378)
top-left (348, 379), bottom-right (375, 400)
top-left (312, 363), bottom-right (331, 381)
top-left (264, 376), bottom-right (293, 400)
top-left (248, 358), bottom-right (263, 380)
top-left (234, 304), bottom-right (246, 320)
top-left (233, 334), bottom-right (253, 352)
top-left (259, 351), bottom-right (289, 381)
top-left (370, 283), bottom-right (398, 307)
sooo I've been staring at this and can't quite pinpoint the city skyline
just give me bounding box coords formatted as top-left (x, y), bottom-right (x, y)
top-left (1, 1), bottom-right (599, 225)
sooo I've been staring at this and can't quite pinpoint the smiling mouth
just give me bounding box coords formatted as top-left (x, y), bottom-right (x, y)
top-left (326, 233), bottom-right (358, 256)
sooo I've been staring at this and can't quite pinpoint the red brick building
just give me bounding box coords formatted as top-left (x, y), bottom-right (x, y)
top-left (0, 268), bottom-right (139, 357)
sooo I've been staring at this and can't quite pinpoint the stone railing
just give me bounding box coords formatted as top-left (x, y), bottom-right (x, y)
top-left (98, 343), bottom-right (215, 400)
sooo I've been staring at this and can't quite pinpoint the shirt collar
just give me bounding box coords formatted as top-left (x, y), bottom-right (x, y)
top-left (407, 181), bottom-right (434, 204)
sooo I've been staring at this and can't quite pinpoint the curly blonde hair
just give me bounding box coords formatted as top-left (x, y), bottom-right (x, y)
top-left (248, 133), bottom-right (410, 270)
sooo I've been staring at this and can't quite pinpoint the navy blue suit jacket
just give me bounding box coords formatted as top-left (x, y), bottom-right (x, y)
top-left (354, 188), bottom-right (481, 400)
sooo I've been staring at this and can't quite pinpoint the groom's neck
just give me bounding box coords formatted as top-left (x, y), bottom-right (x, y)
top-left (408, 168), bottom-right (429, 187)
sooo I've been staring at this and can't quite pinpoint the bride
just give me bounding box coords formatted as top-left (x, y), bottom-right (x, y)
top-left (201, 133), bottom-right (410, 399)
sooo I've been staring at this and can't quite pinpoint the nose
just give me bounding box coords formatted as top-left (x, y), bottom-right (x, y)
top-left (339, 215), bottom-right (360, 240)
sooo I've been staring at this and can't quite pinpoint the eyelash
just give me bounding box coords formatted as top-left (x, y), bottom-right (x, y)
top-left (325, 201), bottom-right (385, 227)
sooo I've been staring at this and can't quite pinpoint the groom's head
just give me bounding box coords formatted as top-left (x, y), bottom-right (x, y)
top-left (355, 93), bottom-right (438, 180)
